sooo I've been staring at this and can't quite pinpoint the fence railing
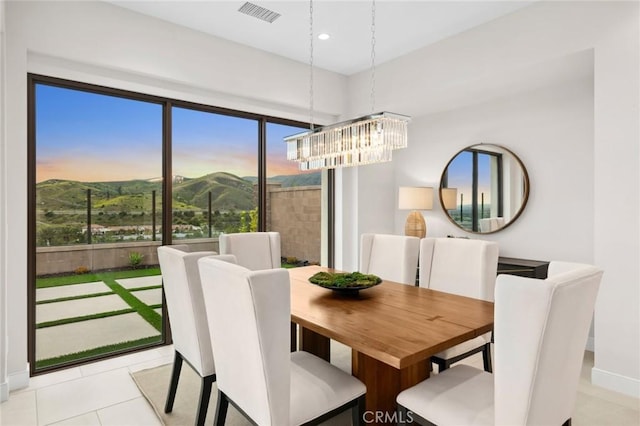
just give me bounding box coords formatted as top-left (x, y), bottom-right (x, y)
top-left (37, 189), bottom-right (254, 247)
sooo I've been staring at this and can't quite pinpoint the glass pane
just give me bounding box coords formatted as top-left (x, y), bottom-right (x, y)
top-left (445, 150), bottom-right (473, 230)
top-left (171, 107), bottom-right (258, 245)
top-left (477, 152), bottom-right (493, 221)
top-left (266, 123), bottom-right (321, 267)
top-left (34, 84), bottom-right (163, 370)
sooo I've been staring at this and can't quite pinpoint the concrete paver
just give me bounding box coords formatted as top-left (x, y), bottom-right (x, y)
top-left (130, 288), bottom-right (162, 306)
top-left (37, 294), bottom-right (131, 324)
top-left (35, 276), bottom-right (165, 363)
top-left (36, 313), bottom-right (161, 361)
top-left (37, 282), bottom-right (111, 302)
top-left (116, 276), bottom-right (162, 290)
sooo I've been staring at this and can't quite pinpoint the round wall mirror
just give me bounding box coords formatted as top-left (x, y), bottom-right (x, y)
top-left (439, 143), bottom-right (529, 234)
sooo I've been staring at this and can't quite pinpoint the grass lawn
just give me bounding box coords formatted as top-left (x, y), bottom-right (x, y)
top-left (36, 267), bottom-right (161, 288)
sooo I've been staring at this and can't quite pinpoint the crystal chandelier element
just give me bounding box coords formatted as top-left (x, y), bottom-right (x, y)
top-left (285, 112), bottom-right (410, 171)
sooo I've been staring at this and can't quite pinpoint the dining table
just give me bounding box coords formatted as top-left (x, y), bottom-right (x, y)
top-left (288, 265), bottom-right (494, 424)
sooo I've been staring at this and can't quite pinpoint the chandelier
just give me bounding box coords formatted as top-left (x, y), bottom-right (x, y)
top-left (285, 0), bottom-right (410, 171)
top-left (285, 111), bottom-right (409, 170)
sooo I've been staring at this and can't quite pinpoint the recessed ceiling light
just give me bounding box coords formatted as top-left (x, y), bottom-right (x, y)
top-left (318, 33), bottom-right (331, 41)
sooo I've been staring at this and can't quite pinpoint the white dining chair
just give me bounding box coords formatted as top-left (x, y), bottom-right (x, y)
top-left (419, 237), bottom-right (499, 372)
top-left (397, 261), bottom-right (603, 426)
top-left (218, 231), bottom-right (299, 351)
top-left (219, 231), bottom-right (281, 271)
top-left (198, 257), bottom-right (367, 425)
top-left (157, 245), bottom-right (236, 426)
top-left (359, 233), bottom-right (420, 285)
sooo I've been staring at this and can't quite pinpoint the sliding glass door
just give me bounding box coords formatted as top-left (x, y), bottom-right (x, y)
top-left (31, 80), bottom-right (165, 371)
top-left (171, 106), bottom-right (259, 246)
top-left (29, 75), bottom-right (331, 373)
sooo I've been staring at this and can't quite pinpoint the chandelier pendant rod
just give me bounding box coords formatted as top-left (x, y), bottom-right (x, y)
top-left (283, 0), bottom-right (410, 171)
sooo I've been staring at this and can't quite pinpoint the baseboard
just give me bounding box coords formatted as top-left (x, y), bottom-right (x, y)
top-left (585, 336), bottom-right (595, 352)
top-left (0, 380), bottom-right (8, 402)
top-left (8, 363), bottom-right (29, 392)
top-left (592, 367), bottom-right (640, 398)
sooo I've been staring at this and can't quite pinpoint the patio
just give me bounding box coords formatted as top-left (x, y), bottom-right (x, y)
top-left (35, 273), bottom-right (164, 368)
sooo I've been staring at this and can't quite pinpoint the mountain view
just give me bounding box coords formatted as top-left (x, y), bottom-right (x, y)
top-left (37, 171), bottom-right (321, 213)
top-left (35, 171), bottom-right (321, 246)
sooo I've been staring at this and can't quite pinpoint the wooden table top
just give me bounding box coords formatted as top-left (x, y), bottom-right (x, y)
top-left (289, 265), bottom-right (494, 370)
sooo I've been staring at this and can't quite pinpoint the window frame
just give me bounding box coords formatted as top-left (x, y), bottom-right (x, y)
top-left (442, 146), bottom-right (503, 232)
top-left (27, 73), bottom-right (334, 375)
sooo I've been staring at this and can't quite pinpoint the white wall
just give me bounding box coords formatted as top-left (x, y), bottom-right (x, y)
top-left (592, 5), bottom-right (640, 397)
top-left (0, 0), bottom-right (8, 403)
top-left (394, 74), bottom-right (594, 260)
top-left (2, 0), bottom-right (346, 391)
top-left (341, 1), bottom-right (639, 397)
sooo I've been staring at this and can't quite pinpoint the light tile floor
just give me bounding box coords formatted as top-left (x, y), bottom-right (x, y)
top-left (1, 344), bottom-right (638, 426)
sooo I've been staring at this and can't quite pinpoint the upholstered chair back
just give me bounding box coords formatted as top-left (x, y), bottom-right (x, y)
top-left (157, 246), bottom-right (236, 377)
top-left (419, 237), bottom-right (499, 301)
top-left (198, 257), bottom-right (291, 426)
top-left (359, 233), bottom-right (420, 285)
top-left (479, 217), bottom-right (506, 232)
top-left (494, 261), bottom-right (602, 425)
top-left (219, 231), bottom-right (281, 271)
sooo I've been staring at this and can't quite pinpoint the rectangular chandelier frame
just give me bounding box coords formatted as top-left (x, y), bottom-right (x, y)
top-left (284, 111), bottom-right (411, 171)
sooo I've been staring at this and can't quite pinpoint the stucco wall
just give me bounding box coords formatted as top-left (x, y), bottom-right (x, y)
top-left (35, 239), bottom-right (219, 276)
top-left (268, 186), bottom-right (321, 264)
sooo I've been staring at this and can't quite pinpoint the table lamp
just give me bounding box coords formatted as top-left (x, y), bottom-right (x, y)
top-left (398, 186), bottom-right (433, 238)
top-left (441, 188), bottom-right (458, 210)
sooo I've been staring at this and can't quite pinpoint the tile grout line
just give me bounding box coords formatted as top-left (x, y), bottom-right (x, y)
top-left (35, 387), bottom-right (39, 426)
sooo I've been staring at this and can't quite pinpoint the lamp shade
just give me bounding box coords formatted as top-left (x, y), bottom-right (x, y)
top-left (398, 187), bottom-right (433, 210)
top-left (441, 188), bottom-right (458, 210)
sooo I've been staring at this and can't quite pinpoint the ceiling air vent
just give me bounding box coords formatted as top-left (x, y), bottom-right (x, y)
top-left (238, 2), bottom-right (281, 23)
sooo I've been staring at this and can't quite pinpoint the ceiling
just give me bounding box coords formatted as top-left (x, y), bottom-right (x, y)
top-left (106, 1), bottom-right (534, 76)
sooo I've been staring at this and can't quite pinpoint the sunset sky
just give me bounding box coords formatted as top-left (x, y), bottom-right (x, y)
top-left (446, 150), bottom-right (493, 205)
top-left (35, 84), bottom-right (304, 183)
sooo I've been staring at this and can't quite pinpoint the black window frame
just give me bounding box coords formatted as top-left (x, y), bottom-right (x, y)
top-left (442, 147), bottom-right (503, 232)
top-left (27, 73), bottom-right (335, 375)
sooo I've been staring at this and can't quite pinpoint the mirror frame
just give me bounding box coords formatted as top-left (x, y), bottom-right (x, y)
top-left (439, 143), bottom-right (530, 234)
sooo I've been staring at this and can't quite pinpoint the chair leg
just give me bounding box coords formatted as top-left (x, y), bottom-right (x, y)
top-left (397, 407), bottom-right (435, 426)
top-left (351, 395), bottom-right (365, 426)
top-left (164, 351), bottom-right (183, 413)
top-left (195, 374), bottom-right (215, 426)
top-left (433, 357), bottom-right (449, 373)
top-left (397, 404), bottom-right (409, 425)
top-left (214, 390), bottom-right (229, 426)
top-left (482, 343), bottom-right (493, 373)
top-left (291, 322), bottom-right (297, 352)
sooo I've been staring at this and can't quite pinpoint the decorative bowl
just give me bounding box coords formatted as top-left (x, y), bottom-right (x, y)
top-left (308, 271), bottom-right (382, 295)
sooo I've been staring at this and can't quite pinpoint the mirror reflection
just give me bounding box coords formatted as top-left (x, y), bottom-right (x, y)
top-left (440, 144), bottom-right (529, 233)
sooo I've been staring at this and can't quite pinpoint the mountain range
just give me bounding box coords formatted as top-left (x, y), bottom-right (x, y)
top-left (36, 171), bottom-right (320, 213)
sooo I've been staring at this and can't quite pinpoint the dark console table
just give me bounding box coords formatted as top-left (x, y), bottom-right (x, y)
top-left (497, 256), bottom-right (549, 279)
